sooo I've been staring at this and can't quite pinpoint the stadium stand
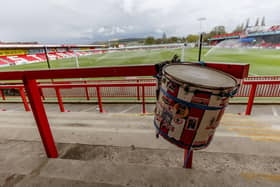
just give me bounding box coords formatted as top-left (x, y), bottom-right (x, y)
top-left (0, 44), bottom-right (105, 67)
top-left (0, 56), bottom-right (18, 65)
top-left (0, 51), bottom-right (98, 66)
top-left (0, 59), bottom-right (9, 66)
top-left (209, 23), bottom-right (280, 48)
top-left (269, 25), bottom-right (280, 32)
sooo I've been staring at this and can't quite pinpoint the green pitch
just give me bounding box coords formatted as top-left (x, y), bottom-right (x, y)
top-left (0, 48), bottom-right (279, 76)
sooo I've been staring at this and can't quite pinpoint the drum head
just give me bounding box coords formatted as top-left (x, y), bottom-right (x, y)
top-left (164, 64), bottom-right (237, 89)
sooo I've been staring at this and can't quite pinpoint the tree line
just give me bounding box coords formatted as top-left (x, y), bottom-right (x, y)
top-left (144, 25), bottom-right (244, 45)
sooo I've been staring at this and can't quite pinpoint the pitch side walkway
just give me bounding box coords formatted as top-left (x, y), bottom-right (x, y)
top-left (0, 103), bottom-right (280, 116)
top-left (0, 111), bottom-right (279, 186)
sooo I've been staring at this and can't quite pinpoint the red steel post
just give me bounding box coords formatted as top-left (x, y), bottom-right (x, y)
top-left (23, 78), bottom-right (58, 158)
top-left (245, 84), bottom-right (257, 115)
top-left (55, 88), bottom-right (65, 112)
top-left (84, 80), bottom-right (90, 100)
top-left (19, 88), bottom-right (31, 111)
top-left (141, 85), bottom-right (146, 114)
top-left (183, 149), bottom-right (193, 168)
top-left (136, 80), bottom-right (140, 100)
top-left (96, 86), bottom-right (103, 113)
top-left (0, 89), bottom-right (5, 100)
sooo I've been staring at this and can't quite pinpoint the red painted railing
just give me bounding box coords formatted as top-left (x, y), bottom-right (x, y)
top-left (242, 80), bottom-right (280, 115)
top-left (40, 82), bottom-right (156, 113)
top-left (0, 65), bottom-right (158, 158)
top-left (2, 76), bottom-right (273, 100)
top-left (0, 63), bottom-right (249, 169)
top-left (0, 76), bottom-right (279, 114)
top-left (236, 76), bottom-right (280, 97)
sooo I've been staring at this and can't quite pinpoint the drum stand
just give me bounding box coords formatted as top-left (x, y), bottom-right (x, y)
top-left (183, 149), bottom-right (193, 168)
top-left (154, 61), bottom-right (249, 170)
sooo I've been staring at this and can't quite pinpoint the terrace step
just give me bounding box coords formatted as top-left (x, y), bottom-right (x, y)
top-left (12, 156), bottom-right (280, 187)
top-left (0, 111), bottom-right (279, 156)
top-left (0, 110), bottom-right (279, 186)
top-left (1, 140), bottom-right (279, 186)
top-left (1, 141), bottom-right (279, 187)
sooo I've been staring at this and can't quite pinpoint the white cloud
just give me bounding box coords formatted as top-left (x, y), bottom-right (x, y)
top-left (0, 0), bottom-right (279, 43)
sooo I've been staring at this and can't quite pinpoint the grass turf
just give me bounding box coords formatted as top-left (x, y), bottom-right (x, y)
top-left (0, 48), bottom-right (279, 76)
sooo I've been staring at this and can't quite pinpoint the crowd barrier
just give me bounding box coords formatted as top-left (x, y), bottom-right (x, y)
top-left (0, 63), bottom-right (250, 160)
top-left (0, 76), bottom-right (279, 115)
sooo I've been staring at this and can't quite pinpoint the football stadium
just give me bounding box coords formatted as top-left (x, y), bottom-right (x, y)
top-left (0, 6), bottom-right (279, 186)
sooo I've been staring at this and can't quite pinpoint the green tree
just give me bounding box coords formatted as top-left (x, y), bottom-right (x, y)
top-left (202, 25), bottom-right (228, 44)
top-left (210, 25), bottom-right (227, 35)
top-left (144, 37), bottom-right (155, 45)
top-left (167, 36), bottom-right (178, 43)
top-left (232, 24), bottom-right (244, 33)
top-left (155, 38), bottom-right (162, 44)
top-left (186, 34), bottom-right (199, 43)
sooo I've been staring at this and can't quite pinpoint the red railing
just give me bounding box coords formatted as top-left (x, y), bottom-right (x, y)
top-left (3, 76), bottom-right (276, 99)
top-left (40, 82), bottom-right (156, 113)
top-left (36, 76), bottom-right (280, 98)
top-left (235, 76), bottom-right (280, 97)
top-left (242, 80), bottom-right (280, 115)
top-left (0, 65), bottom-right (158, 158)
top-left (0, 77), bottom-right (279, 114)
top-left (0, 63), bottom-right (249, 169)
top-left (39, 79), bottom-right (156, 100)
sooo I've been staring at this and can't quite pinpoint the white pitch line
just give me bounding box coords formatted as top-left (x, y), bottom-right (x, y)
top-left (249, 72), bottom-right (258, 76)
top-left (272, 106), bottom-right (279, 117)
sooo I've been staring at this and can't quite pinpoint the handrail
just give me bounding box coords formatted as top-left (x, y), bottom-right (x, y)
top-left (40, 82), bottom-right (156, 113)
top-left (39, 82), bottom-right (157, 88)
top-left (242, 80), bottom-right (280, 115)
top-left (0, 79), bottom-right (279, 115)
top-left (243, 80), bottom-right (280, 84)
top-left (0, 63), bottom-right (249, 159)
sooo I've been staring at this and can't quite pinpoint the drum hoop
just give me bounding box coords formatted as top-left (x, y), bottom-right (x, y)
top-left (163, 64), bottom-right (238, 90)
top-left (163, 74), bottom-right (239, 98)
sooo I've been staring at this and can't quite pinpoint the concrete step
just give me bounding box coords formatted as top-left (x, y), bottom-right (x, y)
top-left (0, 111), bottom-right (154, 128)
top-left (0, 173), bottom-right (125, 187)
top-left (1, 139), bottom-right (279, 187)
top-left (0, 110), bottom-right (279, 186)
top-left (0, 111), bottom-right (279, 157)
top-left (58, 143), bottom-right (280, 174)
top-left (1, 141), bottom-right (279, 187)
top-left (23, 158), bottom-right (280, 187)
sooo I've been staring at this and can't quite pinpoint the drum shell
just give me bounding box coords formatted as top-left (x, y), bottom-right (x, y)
top-left (154, 65), bottom-right (237, 150)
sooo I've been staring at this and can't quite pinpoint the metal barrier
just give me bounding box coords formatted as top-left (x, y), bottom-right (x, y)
top-left (235, 76), bottom-right (280, 97)
top-left (0, 65), bottom-right (158, 158)
top-left (0, 76), bottom-right (279, 115)
top-left (36, 76), bottom-right (280, 99)
top-left (0, 63), bottom-right (249, 168)
top-left (39, 82), bottom-right (156, 113)
top-left (242, 80), bottom-right (280, 115)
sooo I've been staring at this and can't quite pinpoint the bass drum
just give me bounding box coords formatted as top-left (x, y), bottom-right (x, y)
top-left (154, 64), bottom-right (238, 150)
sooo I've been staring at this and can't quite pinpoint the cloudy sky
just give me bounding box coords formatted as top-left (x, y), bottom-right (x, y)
top-left (0, 0), bottom-right (279, 44)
